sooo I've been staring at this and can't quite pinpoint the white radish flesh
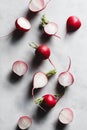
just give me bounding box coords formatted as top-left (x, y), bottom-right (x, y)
top-left (29, 0), bottom-right (44, 12)
top-left (32, 72), bottom-right (48, 98)
top-left (18, 116), bottom-right (32, 130)
top-left (12, 61), bottom-right (28, 76)
top-left (44, 22), bottom-right (58, 35)
top-left (15, 17), bottom-right (31, 32)
top-left (58, 108), bottom-right (73, 124)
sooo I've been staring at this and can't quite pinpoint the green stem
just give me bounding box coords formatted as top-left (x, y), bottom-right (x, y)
top-left (29, 42), bottom-right (38, 49)
top-left (34, 97), bottom-right (43, 105)
top-left (40, 15), bottom-right (49, 28)
top-left (46, 69), bottom-right (57, 77)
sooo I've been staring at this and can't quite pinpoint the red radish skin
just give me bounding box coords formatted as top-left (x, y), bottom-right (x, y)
top-left (58, 57), bottom-right (74, 87)
top-left (58, 108), bottom-right (74, 124)
top-left (12, 61), bottom-right (28, 76)
top-left (43, 94), bottom-right (57, 108)
top-left (29, 0), bottom-right (51, 12)
top-left (66, 16), bottom-right (81, 32)
top-left (15, 17), bottom-right (31, 32)
top-left (18, 116), bottom-right (32, 130)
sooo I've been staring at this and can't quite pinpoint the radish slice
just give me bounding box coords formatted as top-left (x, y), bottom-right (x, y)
top-left (58, 57), bottom-right (74, 87)
top-left (12, 61), bottom-right (28, 76)
top-left (29, 0), bottom-right (44, 12)
top-left (32, 72), bottom-right (48, 98)
top-left (18, 116), bottom-right (32, 130)
top-left (44, 22), bottom-right (58, 35)
top-left (58, 108), bottom-right (74, 124)
top-left (15, 17), bottom-right (31, 32)
top-left (29, 0), bottom-right (51, 12)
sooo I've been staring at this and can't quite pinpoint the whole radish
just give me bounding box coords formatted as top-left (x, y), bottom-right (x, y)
top-left (18, 116), bottom-right (32, 129)
top-left (58, 108), bottom-right (74, 124)
top-left (15, 17), bottom-right (31, 32)
top-left (66, 16), bottom-right (81, 32)
top-left (35, 94), bottom-right (57, 108)
top-left (29, 42), bottom-right (55, 68)
top-left (40, 15), bottom-right (61, 39)
top-left (58, 57), bottom-right (74, 87)
top-left (12, 61), bottom-right (28, 76)
top-left (29, 0), bottom-right (51, 12)
top-left (32, 69), bottom-right (57, 99)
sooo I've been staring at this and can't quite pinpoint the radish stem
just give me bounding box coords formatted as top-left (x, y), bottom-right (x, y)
top-left (46, 69), bottom-right (57, 77)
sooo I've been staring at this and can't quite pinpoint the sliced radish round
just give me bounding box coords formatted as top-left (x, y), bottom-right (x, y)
top-left (18, 116), bottom-right (32, 130)
top-left (29, 0), bottom-right (44, 12)
top-left (58, 72), bottom-right (74, 87)
top-left (44, 22), bottom-right (58, 35)
top-left (15, 17), bottom-right (31, 32)
top-left (58, 108), bottom-right (74, 124)
top-left (12, 61), bottom-right (28, 76)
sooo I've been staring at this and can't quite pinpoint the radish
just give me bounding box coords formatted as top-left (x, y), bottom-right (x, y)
top-left (15, 17), bottom-right (31, 32)
top-left (66, 16), bottom-right (81, 32)
top-left (29, 42), bottom-right (55, 68)
top-left (29, 0), bottom-right (51, 12)
top-left (35, 94), bottom-right (57, 108)
top-left (32, 69), bottom-right (56, 99)
top-left (18, 116), bottom-right (32, 129)
top-left (0, 17), bottom-right (31, 38)
top-left (40, 15), bottom-right (61, 39)
top-left (12, 61), bottom-right (28, 76)
top-left (58, 57), bottom-right (74, 87)
top-left (58, 108), bottom-right (74, 124)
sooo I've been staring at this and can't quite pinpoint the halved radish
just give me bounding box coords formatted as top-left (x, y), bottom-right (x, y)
top-left (15, 17), bottom-right (31, 32)
top-left (18, 116), bottom-right (32, 129)
top-left (29, 0), bottom-right (51, 12)
top-left (32, 69), bottom-right (56, 99)
top-left (40, 15), bottom-right (61, 39)
top-left (12, 61), bottom-right (28, 76)
top-left (58, 108), bottom-right (74, 124)
top-left (58, 57), bottom-right (74, 87)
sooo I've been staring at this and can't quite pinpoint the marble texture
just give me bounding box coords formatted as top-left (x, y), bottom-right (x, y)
top-left (0, 0), bottom-right (87, 130)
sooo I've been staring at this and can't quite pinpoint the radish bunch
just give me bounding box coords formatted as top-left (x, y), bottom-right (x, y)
top-left (39, 15), bottom-right (61, 39)
top-left (58, 108), bottom-right (74, 124)
top-left (32, 69), bottom-right (56, 99)
top-left (12, 61), bottom-right (28, 76)
top-left (18, 116), bottom-right (32, 129)
top-left (66, 16), bottom-right (81, 33)
top-left (58, 57), bottom-right (74, 87)
top-left (29, 0), bottom-right (51, 12)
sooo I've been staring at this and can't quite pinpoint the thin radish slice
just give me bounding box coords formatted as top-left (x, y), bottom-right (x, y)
top-left (29, 0), bottom-right (51, 12)
top-left (12, 61), bottom-right (28, 76)
top-left (15, 17), bottom-right (31, 32)
top-left (58, 108), bottom-right (74, 124)
top-left (58, 57), bottom-right (74, 87)
top-left (18, 116), bottom-right (32, 130)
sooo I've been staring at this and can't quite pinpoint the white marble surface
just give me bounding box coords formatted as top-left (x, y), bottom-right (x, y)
top-left (0, 0), bottom-right (87, 130)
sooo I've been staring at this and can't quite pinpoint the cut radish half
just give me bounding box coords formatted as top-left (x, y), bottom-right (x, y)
top-left (44, 22), bottom-right (58, 35)
top-left (18, 116), bottom-right (32, 130)
top-left (15, 17), bottom-right (31, 32)
top-left (58, 108), bottom-right (74, 124)
top-left (32, 72), bottom-right (48, 98)
top-left (12, 61), bottom-right (28, 76)
top-left (29, 0), bottom-right (44, 12)
top-left (58, 57), bottom-right (74, 87)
